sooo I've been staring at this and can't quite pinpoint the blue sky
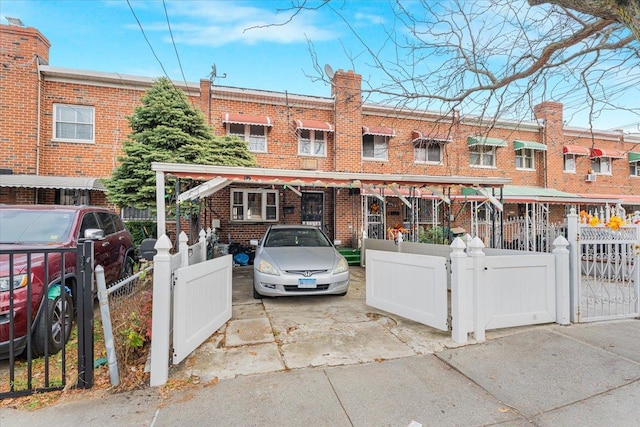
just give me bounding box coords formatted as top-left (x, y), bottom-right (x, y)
top-left (2, 0), bottom-right (639, 132)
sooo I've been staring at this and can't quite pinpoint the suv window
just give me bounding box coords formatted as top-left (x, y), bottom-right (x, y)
top-left (80, 212), bottom-right (101, 237)
top-left (96, 212), bottom-right (117, 235)
top-left (111, 213), bottom-right (125, 232)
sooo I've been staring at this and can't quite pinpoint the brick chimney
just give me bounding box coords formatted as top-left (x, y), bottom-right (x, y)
top-left (331, 69), bottom-right (362, 172)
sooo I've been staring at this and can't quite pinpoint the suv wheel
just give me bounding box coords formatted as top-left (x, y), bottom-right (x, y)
top-left (33, 292), bottom-right (74, 357)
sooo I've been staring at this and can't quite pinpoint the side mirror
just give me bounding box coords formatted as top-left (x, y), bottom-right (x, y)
top-left (84, 228), bottom-right (105, 240)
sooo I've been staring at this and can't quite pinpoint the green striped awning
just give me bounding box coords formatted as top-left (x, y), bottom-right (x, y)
top-left (467, 136), bottom-right (508, 147)
top-left (629, 152), bottom-right (640, 162)
top-left (513, 140), bottom-right (547, 151)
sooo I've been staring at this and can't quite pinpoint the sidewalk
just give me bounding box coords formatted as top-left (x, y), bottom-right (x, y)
top-left (2, 319), bottom-right (639, 426)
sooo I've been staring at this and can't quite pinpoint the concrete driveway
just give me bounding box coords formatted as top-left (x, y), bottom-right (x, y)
top-left (169, 265), bottom-right (452, 383)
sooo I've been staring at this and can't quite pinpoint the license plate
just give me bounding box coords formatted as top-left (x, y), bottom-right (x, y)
top-left (298, 278), bottom-right (317, 288)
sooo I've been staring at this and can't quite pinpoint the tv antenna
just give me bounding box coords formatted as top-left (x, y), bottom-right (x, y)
top-left (210, 63), bottom-right (227, 83)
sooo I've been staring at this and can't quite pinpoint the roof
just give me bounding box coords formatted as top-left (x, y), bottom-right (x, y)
top-left (461, 185), bottom-right (623, 204)
top-left (0, 175), bottom-right (107, 191)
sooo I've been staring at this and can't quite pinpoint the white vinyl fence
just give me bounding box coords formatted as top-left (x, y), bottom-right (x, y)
top-left (150, 230), bottom-right (232, 387)
top-left (364, 234), bottom-right (571, 344)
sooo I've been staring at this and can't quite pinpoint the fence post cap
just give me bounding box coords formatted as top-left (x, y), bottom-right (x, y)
top-left (155, 234), bottom-right (173, 251)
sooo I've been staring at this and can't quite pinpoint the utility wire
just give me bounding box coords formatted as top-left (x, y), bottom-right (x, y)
top-left (162, 0), bottom-right (195, 109)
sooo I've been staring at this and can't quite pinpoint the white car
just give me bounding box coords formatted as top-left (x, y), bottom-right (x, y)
top-left (250, 225), bottom-right (350, 298)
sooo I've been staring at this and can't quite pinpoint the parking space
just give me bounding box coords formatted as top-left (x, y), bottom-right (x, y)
top-left (169, 266), bottom-right (452, 383)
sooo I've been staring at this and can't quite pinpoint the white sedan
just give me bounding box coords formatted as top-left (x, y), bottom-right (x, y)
top-left (250, 225), bottom-right (350, 298)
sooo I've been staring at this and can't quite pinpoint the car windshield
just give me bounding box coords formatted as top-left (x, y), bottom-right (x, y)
top-left (264, 228), bottom-right (331, 248)
top-left (0, 209), bottom-right (76, 244)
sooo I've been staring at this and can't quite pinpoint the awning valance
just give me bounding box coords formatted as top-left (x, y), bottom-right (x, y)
top-left (363, 126), bottom-right (396, 137)
top-left (629, 152), bottom-right (640, 162)
top-left (590, 147), bottom-right (625, 159)
top-left (0, 175), bottom-right (106, 191)
top-left (222, 113), bottom-right (272, 126)
top-left (294, 119), bottom-right (334, 132)
top-left (412, 131), bottom-right (452, 143)
top-left (513, 140), bottom-right (547, 151)
top-left (563, 145), bottom-right (590, 156)
top-left (467, 136), bottom-right (508, 147)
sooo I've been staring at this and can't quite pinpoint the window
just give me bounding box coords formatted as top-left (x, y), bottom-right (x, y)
top-left (414, 141), bottom-right (443, 163)
top-left (564, 154), bottom-right (576, 172)
top-left (591, 157), bottom-right (612, 175)
top-left (228, 123), bottom-right (268, 152)
top-left (631, 161), bottom-right (640, 177)
top-left (298, 129), bottom-right (326, 156)
top-left (56, 189), bottom-right (90, 205)
top-left (362, 135), bottom-right (388, 160)
top-left (53, 104), bottom-right (94, 143)
top-left (515, 148), bottom-right (535, 170)
top-left (469, 146), bottom-right (496, 167)
top-left (231, 189), bottom-right (278, 222)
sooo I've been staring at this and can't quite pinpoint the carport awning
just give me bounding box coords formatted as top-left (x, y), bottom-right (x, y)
top-left (0, 174), bottom-right (106, 191)
top-left (177, 177), bottom-right (230, 202)
top-left (467, 136), bottom-right (508, 147)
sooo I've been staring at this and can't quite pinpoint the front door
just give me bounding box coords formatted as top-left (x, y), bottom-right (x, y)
top-left (301, 192), bottom-right (324, 228)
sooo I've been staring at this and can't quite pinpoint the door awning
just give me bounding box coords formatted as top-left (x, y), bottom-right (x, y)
top-left (467, 136), bottom-right (508, 147)
top-left (513, 140), bottom-right (547, 151)
top-left (412, 131), bottom-right (452, 143)
top-left (363, 126), bottom-right (396, 137)
top-left (294, 119), bottom-right (334, 132)
top-left (629, 152), bottom-right (640, 162)
top-left (0, 174), bottom-right (106, 191)
top-left (222, 113), bottom-right (273, 126)
top-left (563, 145), bottom-right (590, 156)
top-left (590, 147), bottom-right (625, 159)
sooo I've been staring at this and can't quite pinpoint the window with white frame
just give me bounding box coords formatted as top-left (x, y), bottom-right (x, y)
top-left (414, 140), bottom-right (443, 163)
top-left (564, 154), bottom-right (576, 172)
top-left (469, 145), bottom-right (496, 167)
top-left (515, 148), bottom-right (535, 170)
top-left (591, 157), bottom-right (612, 174)
top-left (298, 129), bottom-right (326, 156)
top-left (362, 134), bottom-right (388, 160)
top-left (630, 161), bottom-right (640, 177)
top-left (53, 104), bottom-right (94, 143)
top-left (227, 123), bottom-right (268, 152)
top-left (231, 189), bottom-right (278, 222)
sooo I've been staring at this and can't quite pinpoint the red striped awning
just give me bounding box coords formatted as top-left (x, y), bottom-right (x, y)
top-left (222, 113), bottom-right (272, 126)
top-left (590, 147), bottom-right (626, 159)
top-left (562, 145), bottom-right (590, 156)
top-left (362, 126), bottom-right (396, 137)
top-left (412, 131), bottom-right (452, 143)
top-left (294, 119), bottom-right (334, 132)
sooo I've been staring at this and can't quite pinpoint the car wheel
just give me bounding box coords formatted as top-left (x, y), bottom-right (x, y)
top-left (121, 256), bottom-right (135, 280)
top-left (33, 292), bottom-right (74, 357)
top-left (253, 286), bottom-right (263, 299)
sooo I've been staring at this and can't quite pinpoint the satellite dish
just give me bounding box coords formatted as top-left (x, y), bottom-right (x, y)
top-left (324, 64), bottom-right (335, 79)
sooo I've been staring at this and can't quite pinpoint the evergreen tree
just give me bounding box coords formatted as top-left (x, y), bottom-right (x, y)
top-left (105, 77), bottom-right (256, 209)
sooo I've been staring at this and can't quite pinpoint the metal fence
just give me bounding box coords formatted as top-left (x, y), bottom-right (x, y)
top-left (0, 241), bottom-right (94, 399)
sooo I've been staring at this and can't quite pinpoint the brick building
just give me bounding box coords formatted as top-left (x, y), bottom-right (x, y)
top-left (1, 23), bottom-right (639, 248)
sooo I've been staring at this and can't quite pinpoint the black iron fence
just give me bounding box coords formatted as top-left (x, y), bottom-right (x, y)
top-left (0, 241), bottom-right (94, 399)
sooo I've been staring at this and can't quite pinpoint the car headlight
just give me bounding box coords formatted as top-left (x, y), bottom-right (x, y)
top-left (257, 259), bottom-right (280, 276)
top-left (0, 274), bottom-right (28, 292)
top-left (333, 257), bottom-right (349, 274)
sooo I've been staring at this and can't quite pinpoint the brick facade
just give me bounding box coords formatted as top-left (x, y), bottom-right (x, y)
top-left (1, 24), bottom-right (639, 246)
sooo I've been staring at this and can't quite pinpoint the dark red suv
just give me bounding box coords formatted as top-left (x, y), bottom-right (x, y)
top-left (0, 205), bottom-right (135, 358)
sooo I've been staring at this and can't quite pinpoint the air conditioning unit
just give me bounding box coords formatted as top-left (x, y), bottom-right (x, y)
top-left (585, 173), bottom-right (597, 182)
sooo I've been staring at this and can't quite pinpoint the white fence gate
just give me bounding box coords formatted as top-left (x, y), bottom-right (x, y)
top-left (567, 209), bottom-right (640, 322)
top-left (150, 230), bottom-right (233, 387)
top-left (362, 235), bottom-right (570, 344)
top-left (366, 250), bottom-right (448, 331)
